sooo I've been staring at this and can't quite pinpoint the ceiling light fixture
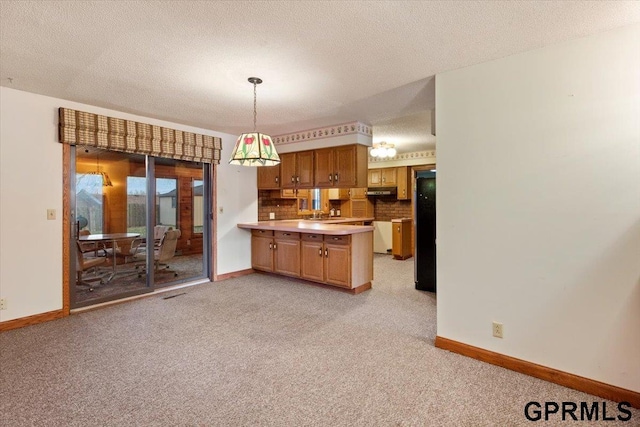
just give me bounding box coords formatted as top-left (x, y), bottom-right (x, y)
top-left (88, 150), bottom-right (112, 187)
top-left (370, 142), bottom-right (397, 159)
top-left (229, 77), bottom-right (281, 167)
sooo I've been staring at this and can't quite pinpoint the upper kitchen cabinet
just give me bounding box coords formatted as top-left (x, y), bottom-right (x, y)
top-left (314, 144), bottom-right (368, 188)
top-left (257, 164), bottom-right (281, 189)
top-left (396, 166), bottom-right (412, 200)
top-left (368, 167), bottom-right (397, 187)
top-left (281, 151), bottom-right (314, 189)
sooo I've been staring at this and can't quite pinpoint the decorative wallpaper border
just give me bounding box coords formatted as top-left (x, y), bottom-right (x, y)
top-left (273, 121), bottom-right (372, 145)
top-left (369, 150), bottom-right (436, 163)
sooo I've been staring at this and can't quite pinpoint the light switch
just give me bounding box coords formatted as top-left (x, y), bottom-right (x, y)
top-left (47, 209), bottom-right (56, 220)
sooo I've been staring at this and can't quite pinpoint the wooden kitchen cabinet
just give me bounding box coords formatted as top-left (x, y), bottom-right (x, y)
top-left (391, 218), bottom-right (412, 260)
top-left (368, 167), bottom-right (397, 187)
top-left (301, 235), bottom-right (325, 282)
top-left (251, 230), bottom-right (301, 277)
top-left (300, 234), bottom-right (354, 288)
top-left (251, 230), bottom-right (275, 271)
top-left (324, 237), bottom-right (351, 288)
top-left (381, 168), bottom-right (396, 186)
top-left (273, 231), bottom-right (301, 277)
top-left (349, 187), bottom-right (368, 199)
top-left (281, 151), bottom-right (314, 189)
top-left (257, 165), bottom-right (281, 189)
top-left (396, 166), bottom-right (412, 200)
top-left (340, 198), bottom-right (373, 218)
top-left (244, 224), bottom-right (374, 293)
top-left (314, 145), bottom-right (367, 188)
top-left (368, 169), bottom-right (382, 186)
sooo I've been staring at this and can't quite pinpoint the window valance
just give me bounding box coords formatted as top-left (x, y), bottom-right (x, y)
top-left (58, 108), bottom-right (221, 164)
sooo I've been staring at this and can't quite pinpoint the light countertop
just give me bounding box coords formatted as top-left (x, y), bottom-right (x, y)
top-left (237, 219), bottom-right (374, 235)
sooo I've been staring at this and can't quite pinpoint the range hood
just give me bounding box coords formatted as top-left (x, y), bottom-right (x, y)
top-left (366, 187), bottom-right (397, 196)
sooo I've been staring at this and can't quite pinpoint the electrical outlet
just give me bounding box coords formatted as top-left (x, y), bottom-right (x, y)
top-left (47, 209), bottom-right (56, 220)
top-left (269, 212), bottom-right (275, 220)
top-left (0, 298), bottom-right (7, 310)
top-left (492, 321), bottom-right (503, 338)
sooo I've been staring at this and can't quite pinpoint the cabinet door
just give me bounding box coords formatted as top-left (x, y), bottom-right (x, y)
top-left (392, 222), bottom-right (402, 257)
top-left (324, 244), bottom-right (351, 288)
top-left (281, 189), bottom-right (297, 199)
top-left (301, 240), bottom-right (325, 282)
top-left (251, 235), bottom-right (274, 271)
top-left (396, 166), bottom-right (410, 200)
top-left (381, 168), bottom-right (397, 186)
top-left (296, 151), bottom-right (315, 188)
top-left (333, 145), bottom-right (357, 187)
top-left (274, 239), bottom-right (301, 277)
top-left (257, 165), bottom-right (280, 189)
top-left (368, 169), bottom-right (382, 187)
top-left (349, 187), bottom-right (367, 199)
top-left (280, 153), bottom-right (297, 189)
top-left (314, 148), bottom-right (334, 187)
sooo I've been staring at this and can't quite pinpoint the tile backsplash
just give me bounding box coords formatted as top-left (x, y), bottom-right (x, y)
top-left (258, 191), bottom-right (298, 221)
top-left (258, 191), bottom-right (412, 221)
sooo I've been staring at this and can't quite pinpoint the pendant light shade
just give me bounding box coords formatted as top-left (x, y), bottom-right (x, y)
top-left (229, 77), bottom-right (281, 166)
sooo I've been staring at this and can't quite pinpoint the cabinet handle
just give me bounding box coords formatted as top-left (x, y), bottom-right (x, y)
top-left (325, 249), bottom-right (328, 258)
top-left (397, 226), bottom-right (400, 232)
top-left (382, 177), bottom-right (386, 183)
top-left (318, 248), bottom-right (322, 257)
top-left (310, 235), bottom-right (317, 239)
top-left (332, 237), bottom-right (340, 241)
top-left (329, 174), bottom-right (332, 182)
top-left (273, 243), bottom-right (277, 250)
top-left (283, 233), bottom-right (290, 236)
top-left (275, 176), bottom-right (279, 184)
top-left (291, 176), bottom-right (295, 183)
top-left (296, 176), bottom-right (300, 183)
top-left (334, 173), bottom-right (338, 182)
top-left (269, 243), bottom-right (272, 249)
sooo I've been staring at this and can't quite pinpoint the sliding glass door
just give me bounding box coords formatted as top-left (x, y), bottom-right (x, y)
top-left (71, 147), bottom-right (211, 308)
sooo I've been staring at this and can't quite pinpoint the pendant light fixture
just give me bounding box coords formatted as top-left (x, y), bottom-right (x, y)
top-left (85, 148), bottom-right (112, 187)
top-left (229, 77), bottom-right (281, 166)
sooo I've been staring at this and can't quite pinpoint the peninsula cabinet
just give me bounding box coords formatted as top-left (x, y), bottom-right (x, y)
top-left (300, 234), bottom-right (351, 287)
top-left (300, 233), bottom-right (325, 282)
top-left (240, 222), bottom-right (374, 293)
top-left (273, 231), bottom-right (301, 277)
top-left (314, 145), bottom-right (368, 188)
top-left (281, 151), bottom-right (314, 189)
top-left (251, 230), bottom-right (275, 271)
top-left (250, 230), bottom-right (301, 277)
top-left (257, 165), bottom-right (280, 189)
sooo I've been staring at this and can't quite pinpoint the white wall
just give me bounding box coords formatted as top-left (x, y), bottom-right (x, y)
top-left (436, 24), bottom-right (640, 392)
top-left (0, 87), bottom-right (255, 322)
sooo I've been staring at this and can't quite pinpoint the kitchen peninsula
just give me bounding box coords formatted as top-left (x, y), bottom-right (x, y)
top-left (237, 220), bottom-right (374, 293)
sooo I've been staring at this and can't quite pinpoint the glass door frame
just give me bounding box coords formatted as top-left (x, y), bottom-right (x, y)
top-left (69, 148), bottom-right (212, 309)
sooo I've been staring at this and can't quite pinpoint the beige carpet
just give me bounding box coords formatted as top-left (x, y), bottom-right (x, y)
top-left (1, 254), bottom-right (637, 426)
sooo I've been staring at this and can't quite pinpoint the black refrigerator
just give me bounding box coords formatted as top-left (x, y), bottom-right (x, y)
top-left (415, 176), bottom-right (436, 292)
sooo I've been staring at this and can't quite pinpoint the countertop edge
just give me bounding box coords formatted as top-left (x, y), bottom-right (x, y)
top-left (237, 221), bottom-right (374, 235)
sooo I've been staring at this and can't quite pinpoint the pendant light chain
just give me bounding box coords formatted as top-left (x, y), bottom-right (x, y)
top-left (253, 80), bottom-right (257, 132)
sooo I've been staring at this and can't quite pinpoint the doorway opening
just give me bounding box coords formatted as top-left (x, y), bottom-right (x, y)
top-left (70, 147), bottom-right (212, 309)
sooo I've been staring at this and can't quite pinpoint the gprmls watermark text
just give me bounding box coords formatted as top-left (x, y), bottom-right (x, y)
top-left (524, 401), bottom-right (633, 422)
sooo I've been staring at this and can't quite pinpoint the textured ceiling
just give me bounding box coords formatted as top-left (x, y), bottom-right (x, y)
top-left (1, 1), bottom-right (639, 154)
